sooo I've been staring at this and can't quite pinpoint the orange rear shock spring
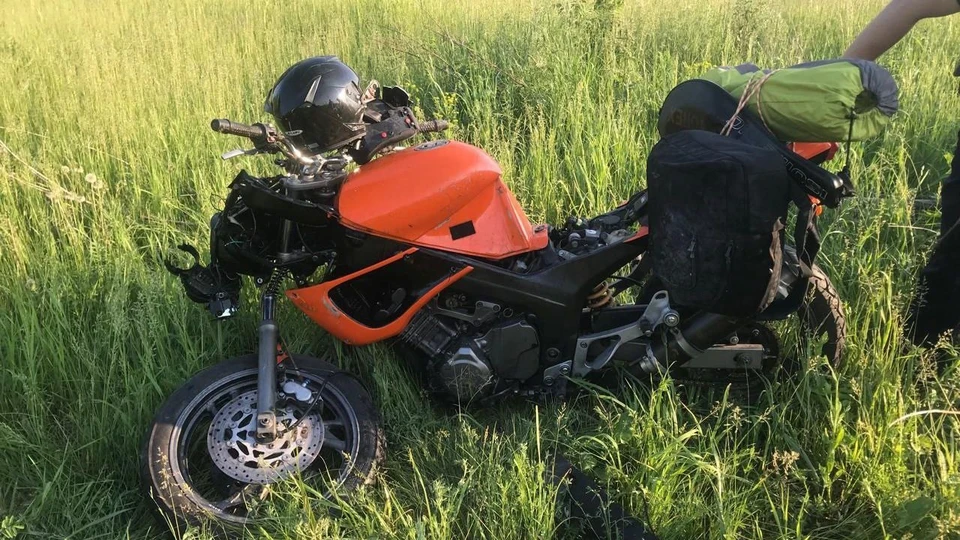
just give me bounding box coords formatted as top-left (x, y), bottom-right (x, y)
top-left (587, 281), bottom-right (614, 310)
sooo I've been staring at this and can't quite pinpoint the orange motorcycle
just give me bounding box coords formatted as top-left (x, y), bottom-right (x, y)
top-left (142, 56), bottom-right (847, 530)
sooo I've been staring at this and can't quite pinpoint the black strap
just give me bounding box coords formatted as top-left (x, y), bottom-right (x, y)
top-left (760, 186), bottom-right (821, 319)
top-left (782, 112), bottom-right (845, 292)
top-left (793, 187), bottom-right (821, 278)
top-left (835, 111), bottom-right (857, 196)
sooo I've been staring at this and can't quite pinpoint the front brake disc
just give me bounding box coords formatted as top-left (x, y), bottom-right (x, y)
top-left (206, 391), bottom-right (324, 484)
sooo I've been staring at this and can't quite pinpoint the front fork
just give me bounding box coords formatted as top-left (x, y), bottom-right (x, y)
top-left (256, 218), bottom-right (295, 443)
top-left (255, 291), bottom-right (279, 442)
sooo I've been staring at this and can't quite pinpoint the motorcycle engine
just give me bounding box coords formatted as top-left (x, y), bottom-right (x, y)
top-left (399, 299), bottom-right (540, 403)
top-left (435, 342), bottom-right (495, 400)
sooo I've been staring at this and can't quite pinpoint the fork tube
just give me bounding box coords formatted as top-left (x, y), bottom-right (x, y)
top-left (280, 186), bottom-right (295, 255)
top-left (258, 188), bottom-right (294, 442)
top-left (280, 219), bottom-right (293, 254)
top-left (255, 290), bottom-right (278, 442)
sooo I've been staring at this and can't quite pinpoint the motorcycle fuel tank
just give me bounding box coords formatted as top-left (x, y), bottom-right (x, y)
top-left (337, 140), bottom-right (548, 259)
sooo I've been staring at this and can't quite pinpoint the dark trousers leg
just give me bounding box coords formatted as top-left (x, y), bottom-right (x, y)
top-left (905, 131), bottom-right (960, 346)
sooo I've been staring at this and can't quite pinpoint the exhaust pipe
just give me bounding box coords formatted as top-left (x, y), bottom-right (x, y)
top-left (639, 311), bottom-right (744, 373)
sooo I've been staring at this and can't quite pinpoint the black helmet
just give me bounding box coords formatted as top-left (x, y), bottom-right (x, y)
top-left (264, 56), bottom-right (365, 153)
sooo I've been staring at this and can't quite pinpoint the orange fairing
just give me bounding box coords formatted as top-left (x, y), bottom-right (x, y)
top-left (286, 248), bottom-right (474, 346)
top-left (625, 225), bottom-right (649, 243)
top-left (337, 140), bottom-right (548, 259)
top-left (789, 142), bottom-right (838, 162)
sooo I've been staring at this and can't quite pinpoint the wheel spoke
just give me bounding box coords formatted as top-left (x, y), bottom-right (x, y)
top-left (212, 483), bottom-right (263, 513)
top-left (205, 402), bottom-right (220, 416)
top-left (322, 418), bottom-right (345, 429)
top-left (323, 432), bottom-right (347, 452)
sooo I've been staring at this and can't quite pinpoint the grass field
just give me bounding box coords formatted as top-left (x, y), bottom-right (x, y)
top-left (2, 0), bottom-right (960, 537)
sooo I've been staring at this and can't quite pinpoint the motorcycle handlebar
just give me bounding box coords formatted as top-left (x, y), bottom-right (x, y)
top-left (210, 119), bottom-right (265, 139)
top-left (418, 119), bottom-right (449, 134)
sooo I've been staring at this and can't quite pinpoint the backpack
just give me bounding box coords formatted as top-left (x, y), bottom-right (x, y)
top-left (647, 130), bottom-right (791, 316)
top-left (652, 79), bottom-right (835, 319)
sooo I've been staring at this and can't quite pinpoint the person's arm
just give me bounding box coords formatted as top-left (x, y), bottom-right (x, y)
top-left (844, 0), bottom-right (960, 60)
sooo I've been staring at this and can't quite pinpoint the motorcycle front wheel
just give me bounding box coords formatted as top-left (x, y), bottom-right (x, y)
top-left (140, 354), bottom-right (385, 534)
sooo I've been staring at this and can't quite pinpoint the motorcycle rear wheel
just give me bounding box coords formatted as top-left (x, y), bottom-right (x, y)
top-left (797, 263), bottom-right (846, 367)
top-left (140, 354), bottom-right (385, 535)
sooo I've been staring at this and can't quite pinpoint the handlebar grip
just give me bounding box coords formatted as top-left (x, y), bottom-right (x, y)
top-left (418, 119), bottom-right (449, 133)
top-left (210, 119), bottom-right (264, 139)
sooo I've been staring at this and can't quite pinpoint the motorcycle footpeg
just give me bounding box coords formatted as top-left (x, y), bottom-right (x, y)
top-left (164, 243), bottom-right (241, 319)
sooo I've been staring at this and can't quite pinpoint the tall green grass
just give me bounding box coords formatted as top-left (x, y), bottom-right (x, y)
top-left (1, 0), bottom-right (959, 537)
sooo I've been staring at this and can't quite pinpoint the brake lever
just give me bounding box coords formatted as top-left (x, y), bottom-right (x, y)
top-left (221, 148), bottom-right (262, 160)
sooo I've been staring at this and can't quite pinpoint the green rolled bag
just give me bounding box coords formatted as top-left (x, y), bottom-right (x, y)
top-left (699, 59), bottom-right (899, 142)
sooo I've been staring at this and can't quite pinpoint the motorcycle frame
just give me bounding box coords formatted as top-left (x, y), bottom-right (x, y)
top-left (234, 128), bottom-right (844, 440)
top-left (252, 193), bottom-right (813, 432)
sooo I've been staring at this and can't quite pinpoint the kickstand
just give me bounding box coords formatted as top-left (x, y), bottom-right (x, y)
top-left (549, 455), bottom-right (659, 540)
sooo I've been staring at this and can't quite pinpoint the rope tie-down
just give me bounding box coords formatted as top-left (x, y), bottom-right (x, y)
top-left (720, 70), bottom-right (778, 136)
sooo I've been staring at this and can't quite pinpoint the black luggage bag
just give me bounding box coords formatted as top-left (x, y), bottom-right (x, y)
top-left (647, 130), bottom-right (792, 317)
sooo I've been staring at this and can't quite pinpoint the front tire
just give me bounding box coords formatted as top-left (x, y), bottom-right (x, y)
top-left (140, 354), bottom-right (385, 535)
